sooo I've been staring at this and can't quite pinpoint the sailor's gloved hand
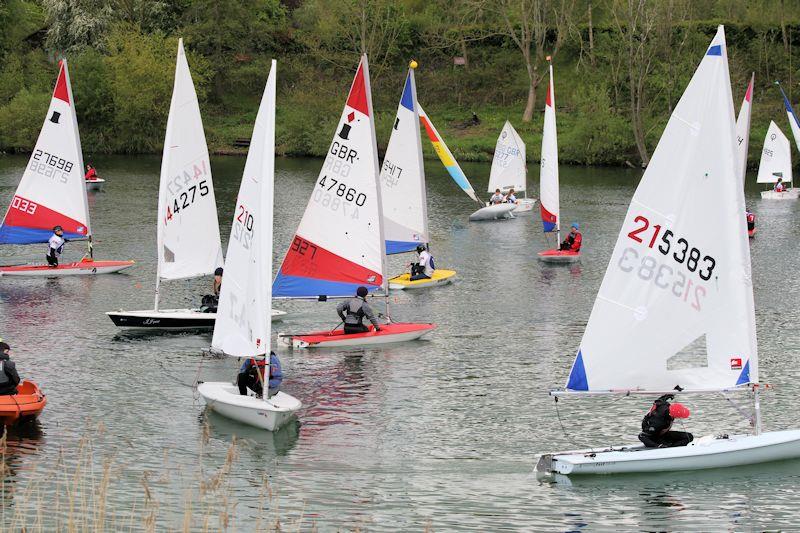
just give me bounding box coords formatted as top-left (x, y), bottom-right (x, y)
top-left (657, 394), bottom-right (675, 402)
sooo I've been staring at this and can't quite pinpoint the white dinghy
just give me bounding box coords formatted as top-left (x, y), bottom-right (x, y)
top-left (273, 55), bottom-right (434, 348)
top-left (198, 61), bottom-right (301, 431)
top-left (0, 60), bottom-right (134, 276)
top-left (537, 27), bottom-right (800, 476)
top-left (488, 121), bottom-right (536, 214)
top-left (537, 59), bottom-right (579, 263)
top-left (381, 62), bottom-right (455, 290)
top-left (106, 39), bottom-right (284, 329)
top-left (756, 121), bottom-right (798, 199)
top-left (417, 106), bottom-right (516, 221)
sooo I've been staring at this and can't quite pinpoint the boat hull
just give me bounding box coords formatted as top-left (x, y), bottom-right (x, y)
top-left (388, 269), bottom-right (456, 290)
top-left (761, 188), bottom-right (800, 199)
top-left (198, 383), bottom-right (300, 431)
top-left (536, 430), bottom-right (800, 475)
top-left (85, 178), bottom-right (105, 191)
top-left (537, 250), bottom-right (581, 263)
top-left (0, 259), bottom-right (135, 277)
top-left (280, 322), bottom-right (435, 349)
top-left (106, 308), bottom-right (287, 330)
top-left (0, 381), bottom-right (46, 425)
top-left (469, 204), bottom-right (517, 221)
top-left (748, 228), bottom-right (756, 238)
top-left (511, 198), bottom-right (537, 214)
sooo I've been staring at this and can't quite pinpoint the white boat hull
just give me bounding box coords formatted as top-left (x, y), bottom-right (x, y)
top-left (536, 430), bottom-right (800, 475)
top-left (197, 382), bottom-right (300, 431)
top-left (468, 203), bottom-right (517, 221)
top-left (512, 198), bottom-right (537, 214)
top-left (85, 178), bottom-right (105, 191)
top-left (106, 307), bottom-right (287, 329)
top-left (760, 188), bottom-right (800, 199)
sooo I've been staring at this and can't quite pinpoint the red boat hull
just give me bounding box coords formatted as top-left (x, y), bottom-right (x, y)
top-left (0, 259), bottom-right (134, 277)
top-left (0, 380), bottom-right (46, 425)
top-left (537, 249), bottom-right (581, 263)
top-left (282, 322), bottom-right (435, 348)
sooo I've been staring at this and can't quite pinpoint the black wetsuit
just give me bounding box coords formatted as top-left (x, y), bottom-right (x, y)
top-left (638, 395), bottom-right (693, 448)
top-left (0, 353), bottom-right (20, 396)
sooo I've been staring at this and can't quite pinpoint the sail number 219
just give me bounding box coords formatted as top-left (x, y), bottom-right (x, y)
top-left (627, 215), bottom-right (716, 281)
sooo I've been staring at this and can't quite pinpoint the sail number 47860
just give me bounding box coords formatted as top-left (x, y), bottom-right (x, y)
top-left (627, 215), bottom-right (716, 281)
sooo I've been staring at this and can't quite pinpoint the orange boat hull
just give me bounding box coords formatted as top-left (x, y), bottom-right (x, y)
top-left (0, 380), bottom-right (46, 425)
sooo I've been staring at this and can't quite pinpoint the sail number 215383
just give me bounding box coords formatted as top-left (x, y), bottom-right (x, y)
top-left (627, 215), bottom-right (716, 281)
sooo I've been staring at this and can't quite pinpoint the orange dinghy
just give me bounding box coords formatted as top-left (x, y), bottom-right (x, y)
top-left (0, 380), bottom-right (46, 425)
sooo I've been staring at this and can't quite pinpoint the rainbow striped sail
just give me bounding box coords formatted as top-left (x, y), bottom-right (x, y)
top-left (417, 105), bottom-right (480, 204)
top-left (0, 60), bottom-right (90, 244)
top-left (273, 55), bottom-right (385, 298)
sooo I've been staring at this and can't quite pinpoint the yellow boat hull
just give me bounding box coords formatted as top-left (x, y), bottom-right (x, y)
top-left (388, 269), bottom-right (457, 290)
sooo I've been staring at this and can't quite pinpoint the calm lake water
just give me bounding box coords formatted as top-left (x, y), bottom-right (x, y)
top-left (1, 154), bottom-right (800, 531)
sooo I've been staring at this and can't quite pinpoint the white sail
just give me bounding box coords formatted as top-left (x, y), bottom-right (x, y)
top-left (0, 59), bottom-right (90, 245)
top-left (539, 64), bottom-right (559, 233)
top-left (566, 26), bottom-right (757, 392)
top-left (380, 67), bottom-right (429, 255)
top-left (734, 74), bottom-right (754, 187)
top-left (156, 38), bottom-right (222, 282)
top-left (273, 55), bottom-right (386, 298)
top-left (488, 121), bottom-right (526, 193)
top-left (757, 121), bottom-right (793, 185)
top-left (212, 60), bottom-right (276, 358)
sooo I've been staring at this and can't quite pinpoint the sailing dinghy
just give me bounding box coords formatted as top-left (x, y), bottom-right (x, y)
top-left (488, 121), bottom-right (536, 214)
top-left (106, 39), bottom-right (285, 329)
top-left (382, 62), bottom-right (455, 290)
top-left (0, 60), bottom-right (134, 277)
top-left (417, 106), bottom-right (516, 221)
top-left (537, 27), bottom-right (800, 476)
top-left (537, 59), bottom-right (579, 263)
top-left (198, 61), bottom-right (301, 431)
top-left (755, 121), bottom-right (797, 200)
top-left (766, 81), bottom-right (800, 200)
top-left (274, 55), bottom-right (435, 349)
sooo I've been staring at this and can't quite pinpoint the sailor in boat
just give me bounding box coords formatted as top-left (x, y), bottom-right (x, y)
top-left (84, 164), bottom-right (98, 181)
top-left (559, 222), bottom-right (582, 252)
top-left (774, 177), bottom-right (787, 192)
top-left (638, 394), bottom-right (693, 448)
top-left (237, 352), bottom-right (283, 398)
top-left (504, 188), bottom-right (517, 204)
top-left (46, 226), bottom-right (67, 267)
top-left (746, 209), bottom-right (756, 233)
top-left (200, 267), bottom-right (224, 312)
top-left (0, 342), bottom-right (20, 396)
top-left (410, 244), bottom-right (435, 281)
top-left (337, 286), bottom-right (383, 334)
top-left (489, 189), bottom-right (505, 205)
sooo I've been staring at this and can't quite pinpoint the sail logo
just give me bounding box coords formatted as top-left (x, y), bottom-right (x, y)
top-left (730, 358), bottom-right (742, 370)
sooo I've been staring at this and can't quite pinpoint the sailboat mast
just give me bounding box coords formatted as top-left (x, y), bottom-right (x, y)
top-left (409, 63), bottom-right (430, 246)
top-left (754, 387), bottom-right (762, 435)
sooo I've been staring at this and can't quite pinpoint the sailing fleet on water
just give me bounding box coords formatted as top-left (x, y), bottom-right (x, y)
top-left (3, 25), bottom-right (800, 476)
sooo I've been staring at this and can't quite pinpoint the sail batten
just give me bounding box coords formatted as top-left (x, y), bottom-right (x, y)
top-left (273, 55), bottom-right (385, 298)
top-left (565, 26), bottom-right (757, 392)
top-left (0, 60), bottom-right (91, 244)
top-left (157, 39), bottom-right (222, 282)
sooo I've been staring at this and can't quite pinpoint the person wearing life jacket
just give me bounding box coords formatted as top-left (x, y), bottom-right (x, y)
top-left (504, 188), bottom-right (517, 204)
top-left (84, 164), bottom-right (98, 181)
top-left (410, 244), bottom-right (435, 281)
top-left (775, 177), bottom-right (787, 192)
top-left (559, 222), bottom-right (582, 252)
top-left (746, 209), bottom-right (756, 233)
top-left (638, 394), bottom-right (693, 448)
top-left (489, 189), bottom-right (504, 205)
top-left (200, 267), bottom-right (224, 312)
top-left (46, 225), bottom-right (66, 267)
top-left (336, 286), bottom-right (382, 334)
top-left (0, 342), bottom-right (21, 396)
top-left (237, 352), bottom-right (283, 398)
